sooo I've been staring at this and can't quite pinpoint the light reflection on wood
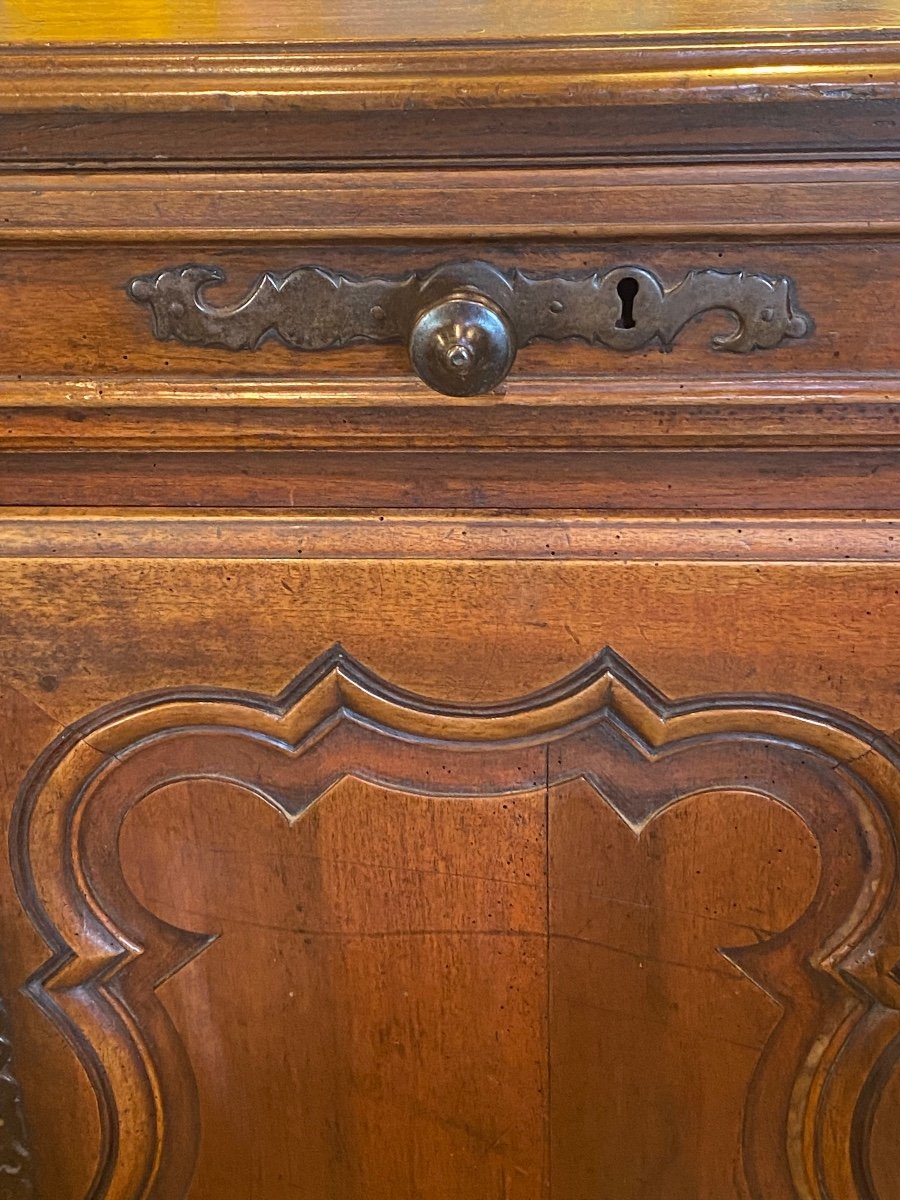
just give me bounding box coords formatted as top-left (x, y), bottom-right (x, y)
top-left (0, 0), bottom-right (896, 45)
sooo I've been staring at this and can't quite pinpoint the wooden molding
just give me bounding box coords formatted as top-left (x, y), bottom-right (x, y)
top-left (0, 164), bottom-right (898, 241)
top-left (0, 512), bottom-right (898, 562)
top-left (0, 36), bottom-right (899, 112)
top-left (2, 376), bottom-right (898, 453)
top-left (0, 37), bottom-right (896, 165)
top-left (2, 449), bottom-right (898, 512)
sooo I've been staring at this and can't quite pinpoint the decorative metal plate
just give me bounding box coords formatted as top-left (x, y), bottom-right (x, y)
top-left (128, 260), bottom-right (812, 395)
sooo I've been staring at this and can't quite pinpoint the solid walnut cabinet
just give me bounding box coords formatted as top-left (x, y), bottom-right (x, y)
top-left (1, 4), bottom-right (900, 1199)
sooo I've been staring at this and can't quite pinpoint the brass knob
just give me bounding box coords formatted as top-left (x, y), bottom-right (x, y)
top-left (407, 292), bottom-right (516, 397)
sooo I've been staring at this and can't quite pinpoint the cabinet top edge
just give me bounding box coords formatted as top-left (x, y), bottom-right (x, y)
top-left (3, 25), bottom-right (900, 169)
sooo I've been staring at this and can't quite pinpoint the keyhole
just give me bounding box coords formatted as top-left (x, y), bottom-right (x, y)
top-left (616, 276), bottom-right (639, 329)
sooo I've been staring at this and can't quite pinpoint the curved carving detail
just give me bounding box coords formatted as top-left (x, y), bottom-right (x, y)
top-left (11, 647), bottom-right (900, 1200)
top-left (127, 260), bottom-right (811, 361)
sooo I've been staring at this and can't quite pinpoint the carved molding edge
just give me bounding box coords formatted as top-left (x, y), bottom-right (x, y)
top-left (0, 998), bottom-right (33, 1198)
top-left (10, 647), bottom-right (900, 1200)
top-left (127, 260), bottom-right (812, 358)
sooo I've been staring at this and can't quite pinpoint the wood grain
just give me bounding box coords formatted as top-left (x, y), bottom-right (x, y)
top-left (3, 376), bottom-right (900, 454)
top-left (0, 30), bottom-right (896, 167)
top-left (1, 513), bottom-right (899, 561)
top-left (11, 641), bottom-right (900, 1199)
top-left (2, 6), bottom-right (900, 1198)
top-left (0, 17), bottom-right (897, 166)
top-left (3, 101), bottom-right (899, 169)
top-left (1, 2), bottom-right (899, 47)
top-left (121, 778), bottom-right (548, 1200)
top-left (0, 165), bottom-right (898, 239)
top-left (4, 543), bottom-right (900, 1198)
top-left (0, 683), bottom-right (101, 1200)
top-left (3, 449), bottom-right (899, 511)
top-left (548, 780), bottom-right (821, 1199)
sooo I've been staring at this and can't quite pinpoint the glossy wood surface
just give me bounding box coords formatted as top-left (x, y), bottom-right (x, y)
top-left (0, 39), bottom-right (896, 175)
top-left (2, 6), bottom-right (900, 1198)
top-left (4, 552), bottom-right (900, 1199)
top-left (1, 0), bottom-right (899, 44)
top-left (0, 11), bottom-right (898, 166)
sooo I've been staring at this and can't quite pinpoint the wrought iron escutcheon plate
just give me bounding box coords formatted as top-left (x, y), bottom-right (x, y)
top-left (128, 260), bottom-right (812, 397)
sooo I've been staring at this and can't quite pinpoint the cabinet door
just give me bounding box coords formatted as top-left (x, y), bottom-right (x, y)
top-left (2, 517), bottom-right (899, 1200)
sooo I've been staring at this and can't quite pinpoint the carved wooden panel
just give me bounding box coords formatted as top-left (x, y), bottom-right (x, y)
top-left (11, 647), bottom-right (900, 1200)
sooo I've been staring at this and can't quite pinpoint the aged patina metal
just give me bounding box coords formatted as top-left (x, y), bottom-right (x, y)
top-left (128, 261), bottom-right (812, 397)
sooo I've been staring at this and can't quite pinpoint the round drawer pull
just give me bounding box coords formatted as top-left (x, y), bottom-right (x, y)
top-left (408, 291), bottom-right (517, 396)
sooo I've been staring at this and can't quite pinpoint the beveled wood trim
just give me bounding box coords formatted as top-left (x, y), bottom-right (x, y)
top-left (1, 36), bottom-right (899, 112)
top-left (2, 102), bottom-right (897, 170)
top-left (2, 449), bottom-right (897, 512)
top-left (0, 163), bottom-right (899, 241)
top-left (2, 376), bottom-right (898, 452)
top-left (0, 36), bottom-right (897, 165)
top-left (1, 511), bottom-right (897, 561)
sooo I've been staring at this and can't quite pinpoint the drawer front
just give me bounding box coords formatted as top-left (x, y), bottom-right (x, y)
top-left (2, 168), bottom-right (898, 386)
top-left (1, 523), bottom-right (900, 1200)
top-left (1, 162), bottom-right (898, 511)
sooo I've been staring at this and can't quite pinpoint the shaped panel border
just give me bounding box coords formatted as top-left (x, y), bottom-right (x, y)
top-left (10, 647), bottom-right (900, 1200)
